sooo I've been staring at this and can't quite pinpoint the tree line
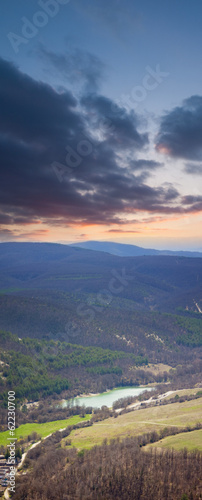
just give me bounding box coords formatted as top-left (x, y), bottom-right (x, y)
top-left (13, 431), bottom-right (202, 499)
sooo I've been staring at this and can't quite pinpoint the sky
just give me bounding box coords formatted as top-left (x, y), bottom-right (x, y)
top-left (0, 0), bottom-right (202, 250)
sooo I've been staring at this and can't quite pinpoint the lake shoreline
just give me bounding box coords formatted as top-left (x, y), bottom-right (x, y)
top-left (61, 385), bottom-right (155, 409)
top-left (76, 384), bottom-right (154, 399)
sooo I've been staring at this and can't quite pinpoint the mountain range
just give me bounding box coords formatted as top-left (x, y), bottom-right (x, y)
top-left (71, 240), bottom-right (202, 258)
top-left (0, 242), bottom-right (201, 365)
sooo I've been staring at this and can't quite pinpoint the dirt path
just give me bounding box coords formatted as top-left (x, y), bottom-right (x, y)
top-left (115, 391), bottom-right (175, 413)
top-left (4, 489), bottom-right (9, 500)
top-left (4, 427), bottom-right (67, 498)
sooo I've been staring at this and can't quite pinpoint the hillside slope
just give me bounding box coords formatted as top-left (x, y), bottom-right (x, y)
top-left (0, 243), bottom-right (201, 364)
top-left (71, 240), bottom-right (202, 258)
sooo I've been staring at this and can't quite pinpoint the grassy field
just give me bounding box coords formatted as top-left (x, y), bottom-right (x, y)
top-left (67, 398), bottom-right (202, 451)
top-left (163, 388), bottom-right (202, 399)
top-left (145, 429), bottom-right (202, 452)
top-left (132, 363), bottom-right (172, 374)
top-left (0, 415), bottom-right (91, 447)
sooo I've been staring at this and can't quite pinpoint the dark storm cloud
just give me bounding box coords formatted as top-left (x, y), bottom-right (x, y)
top-left (156, 95), bottom-right (202, 160)
top-left (0, 210), bottom-right (40, 225)
top-left (182, 195), bottom-right (202, 205)
top-left (184, 162), bottom-right (202, 175)
top-left (80, 94), bottom-right (148, 149)
top-left (0, 57), bottom-right (200, 233)
top-left (0, 57), bottom-right (79, 148)
top-left (36, 44), bottom-right (106, 92)
top-left (129, 159), bottom-right (163, 172)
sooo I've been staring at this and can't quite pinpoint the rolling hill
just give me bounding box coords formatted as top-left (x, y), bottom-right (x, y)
top-left (0, 242), bottom-right (201, 366)
top-left (71, 240), bottom-right (202, 258)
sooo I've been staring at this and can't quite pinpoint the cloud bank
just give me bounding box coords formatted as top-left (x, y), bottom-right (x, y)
top-left (0, 57), bottom-right (201, 240)
top-left (156, 96), bottom-right (202, 161)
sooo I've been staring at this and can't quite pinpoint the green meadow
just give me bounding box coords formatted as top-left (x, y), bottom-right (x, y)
top-left (146, 429), bottom-right (202, 452)
top-left (0, 414), bottom-right (90, 446)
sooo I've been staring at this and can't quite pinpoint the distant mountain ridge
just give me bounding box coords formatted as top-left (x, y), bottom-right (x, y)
top-left (0, 242), bottom-right (201, 362)
top-left (71, 241), bottom-right (202, 258)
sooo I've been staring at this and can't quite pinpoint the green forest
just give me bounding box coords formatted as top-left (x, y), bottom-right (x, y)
top-left (0, 331), bottom-right (148, 405)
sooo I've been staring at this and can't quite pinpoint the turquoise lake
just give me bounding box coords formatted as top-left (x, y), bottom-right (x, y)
top-left (63, 386), bottom-right (153, 409)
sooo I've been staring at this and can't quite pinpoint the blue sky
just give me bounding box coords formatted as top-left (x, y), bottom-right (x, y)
top-left (0, 0), bottom-right (202, 250)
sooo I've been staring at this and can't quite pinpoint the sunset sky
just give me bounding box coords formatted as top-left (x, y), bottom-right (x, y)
top-left (0, 0), bottom-right (202, 250)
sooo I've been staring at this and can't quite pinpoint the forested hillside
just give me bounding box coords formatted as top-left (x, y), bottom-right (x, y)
top-left (0, 244), bottom-right (201, 499)
top-left (0, 243), bottom-right (201, 364)
top-left (0, 330), bottom-right (149, 405)
top-left (13, 434), bottom-right (202, 500)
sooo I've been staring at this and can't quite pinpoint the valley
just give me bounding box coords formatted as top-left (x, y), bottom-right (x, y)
top-left (0, 243), bottom-right (201, 499)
